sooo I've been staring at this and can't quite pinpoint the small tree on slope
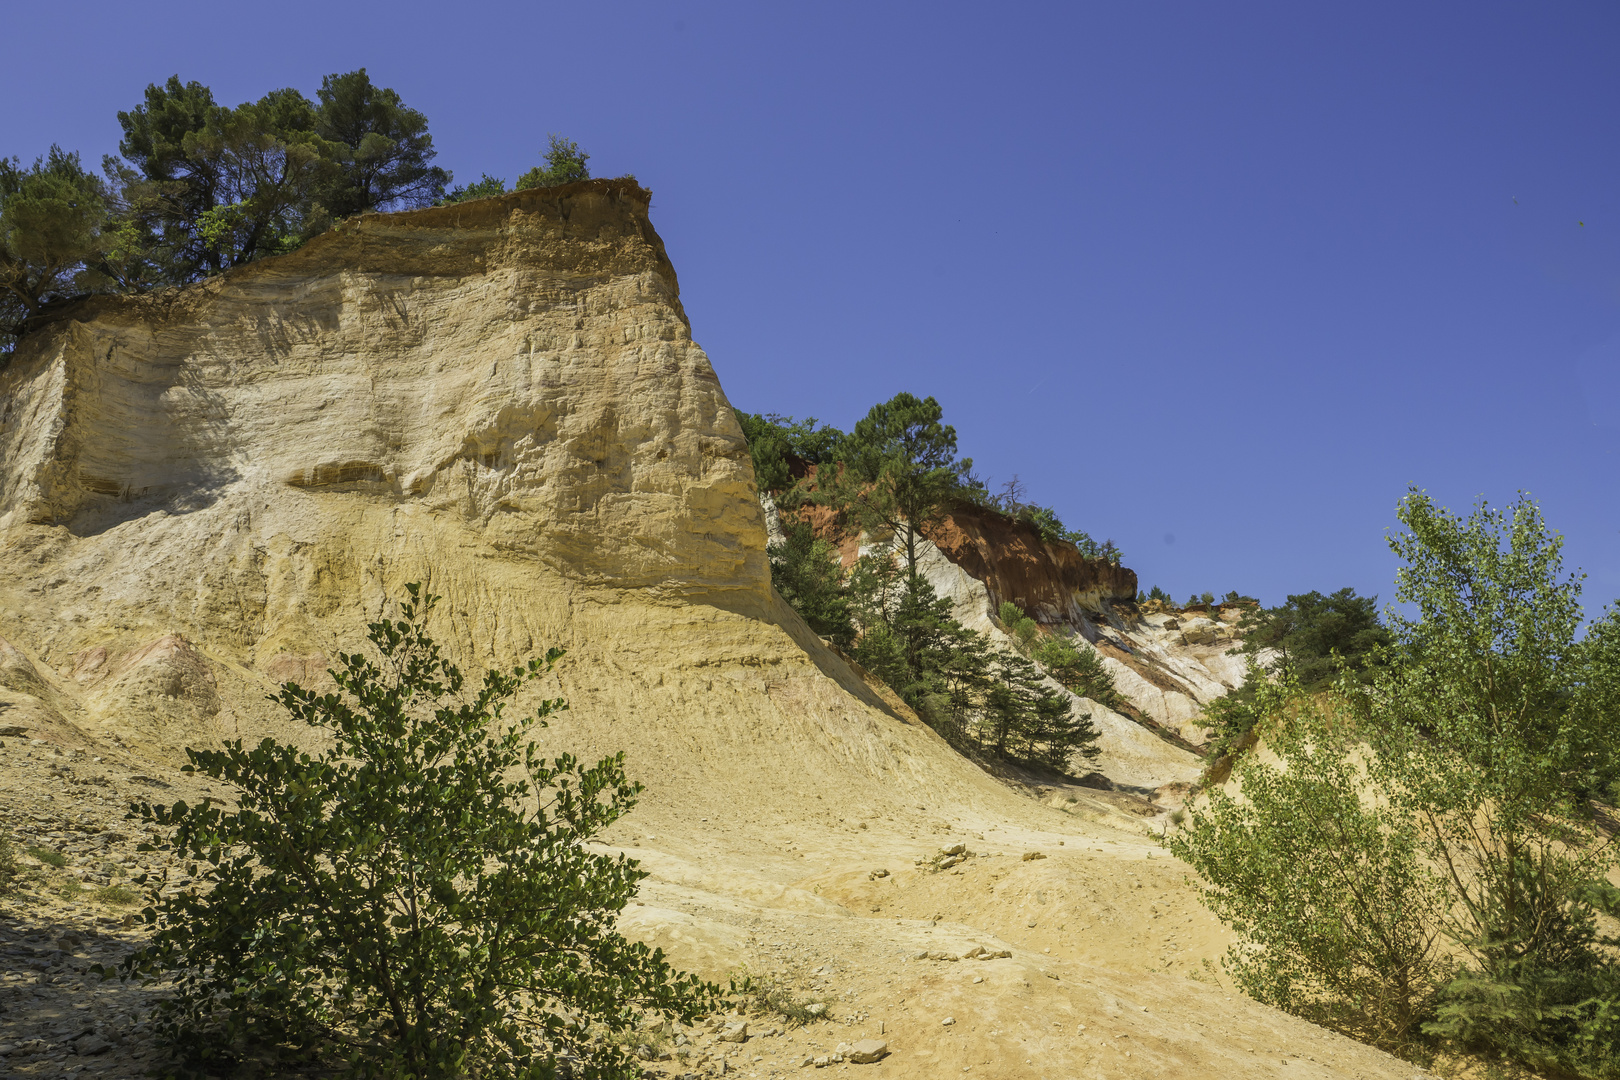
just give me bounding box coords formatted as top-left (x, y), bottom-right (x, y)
top-left (118, 584), bottom-right (716, 1079)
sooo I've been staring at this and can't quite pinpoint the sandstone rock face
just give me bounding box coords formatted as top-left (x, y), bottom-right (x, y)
top-left (0, 180), bottom-right (758, 596)
top-left (0, 181), bottom-right (998, 821)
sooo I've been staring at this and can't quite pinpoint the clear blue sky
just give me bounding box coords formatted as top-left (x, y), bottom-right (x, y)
top-left (9, 1), bottom-right (1619, 616)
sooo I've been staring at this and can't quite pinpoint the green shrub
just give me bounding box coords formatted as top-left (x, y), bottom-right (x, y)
top-left (27, 846), bottom-right (66, 868)
top-left (94, 884), bottom-right (140, 906)
top-left (118, 584), bottom-right (716, 1079)
top-left (769, 518), bottom-right (855, 648)
top-left (1031, 632), bottom-right (1126, 714)
top-left (1229, 587), bottom-right (1391, 691)
top-left (1166, 679), bottom-right (1453, 1054)
top-left (514, 134), bottom-right (590, 190)
top-left (997, 601), bottom-right (1039, 650)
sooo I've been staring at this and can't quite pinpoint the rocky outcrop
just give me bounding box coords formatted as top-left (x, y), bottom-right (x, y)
top-left (0, 180), bottom-right (758, 597)
top-left (0, 180), bottom-right (1038, 824)
top-left (923, 504), bottom-right (1136, 621)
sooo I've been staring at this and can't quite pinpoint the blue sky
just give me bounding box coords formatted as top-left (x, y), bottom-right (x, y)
top-left (9, 1), bottom-right (1619, 615)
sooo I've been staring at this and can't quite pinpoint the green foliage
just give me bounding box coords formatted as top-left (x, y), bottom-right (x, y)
top-left (849, 568), bottom-right (1096, 769)
top-left (0, 833), bottom-right (15, 891)
top-left (312, 68), bottom-right (449, 217)
top-left (108, 72), bottom-right (445, 284)
top-left (1231, 587), bottom-right (1391, 691)
top-left (1360, 490), bottom-right (1620, 1075)
top-left (515, 134), bottom-right (591, 190)
top-left (733, 410), bottom-right (846, 494)
top-left (95, 884), bottom-right (141, 906)
top-left (114, 79), bottom-right (331, 277)
top-left (769, 517), bottom-right (855, 648)
top-left (1147, 585), bottom-right (1171, 603)
top-left (1199, 663), bottom-right (1266, 758)
top-left (979, 648), bottom-right (1098, 769)
top-left (819, 392), bottom-right (969, 578)
top-left (3, 71), bottom-right (457, 357)
top-left (1029, 631), bottom-right (1127, 714)
top-left (0, 146), bottom-right (110, 350)
top-left (27, 845), bottom-right (66, 868)
top-left (118, 584), bottom-right (715, 1079)
top-left (1175, 489), bottom-right (1620, 1077)
top-left (1166, 679), bottom-right (1453, 1053)
top-left (997, 601), bottom-right (1039, 650)
top-left (443, 174), bottom-right (509, 204)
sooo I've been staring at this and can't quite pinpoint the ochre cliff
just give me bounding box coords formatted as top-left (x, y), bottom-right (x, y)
top-left (0, 184), bottom-right (1412, 1080)
top-left (923, 503), bottom-right (1137, 622)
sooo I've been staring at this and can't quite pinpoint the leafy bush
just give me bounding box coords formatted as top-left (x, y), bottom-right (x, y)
top-left (1363, 491), bottom-right (1620, 1076)
top-left (997, 601), bottom-right (1039, 650)
top-left (1199, 663), bottom-right (1266, 759)
top-left (1230, 587), bottom-right (1391, 691)
top-left (27, 846), bottom-right (66, 868)
top-left (515, 134), bottom-right (591, 190)
top-left (1167, 679), bottom-right (1453, 1054)
top-left (1177, 491), bottom-right (1620, 1077)
top-left (770, 517), bottom-right (855, 648)
top-left (442, 173), bottom-right (508, 204)
top-left (1030, 631), bottom-right (1126, 714)
top-left (733, 410), bottom-right (846, 494)
top-left (119, 584), bottom-right (715, 1079)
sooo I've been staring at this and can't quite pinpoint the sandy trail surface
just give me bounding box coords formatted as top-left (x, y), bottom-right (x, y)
top-left (0, 734), bottom-right (1427, 1080)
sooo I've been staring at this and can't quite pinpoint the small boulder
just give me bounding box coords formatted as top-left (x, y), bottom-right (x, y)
top-left (941, 843), bottom-right (966, 856)
top-left (941, 1016), bottom-right (956, 1026)
top-left (73, 1034), bottom-right (112, 1056)
top-left (1022, 851), bottom-right (1046, 861)
top-left (717, 1021), bottom-right (748, 1043)
top-left (805, 1002), bottom-right (828, 1017)
top-left (848, 1039), bottom-right (890, 1064)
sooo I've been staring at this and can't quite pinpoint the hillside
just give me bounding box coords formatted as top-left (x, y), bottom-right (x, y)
top-left (0, 179), bottom-right (1414, 1079)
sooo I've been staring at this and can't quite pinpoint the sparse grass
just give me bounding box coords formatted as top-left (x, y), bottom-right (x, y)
top-left (94, 885), bottom-right (140, 906)
top-left (731, 973), bottom-right (827, 1026)
top-left (0, 835), bottom-right (15, 892)
top-left (27, 846), bottom-right (66, 868)
top-left (605, 1023), bottom-right (672, 1061)
top-left (56, 881), bottom-right (84, 901)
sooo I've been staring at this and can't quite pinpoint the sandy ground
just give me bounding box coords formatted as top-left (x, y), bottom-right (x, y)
top-left (0, 734), bottom-right (1430, 1080)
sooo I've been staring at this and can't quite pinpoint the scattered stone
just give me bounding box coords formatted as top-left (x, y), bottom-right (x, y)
top-left (1021, 851), bottom-right (1046, 861)
top-left (805, 1003), bottom-right (828, 1017)
top-left (941, 844), bottom-right (966, 856)
top-left (0, 725), bottom-right (29, 737)
top-left (73, 1034), bottom-right (112, 1055)
top-left (867, 868), bottom-right (890, 880)
top-left (848, 1039), bottom-right (889, 1064)
top-left (941, 1016), bottom-right (956, 1026)
top-left (717, 1021), bottom-right (748, 1043)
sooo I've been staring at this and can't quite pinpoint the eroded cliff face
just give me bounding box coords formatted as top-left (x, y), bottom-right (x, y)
top-left (923, 505), bottom-right (1137, 622)
top-left (0, 180), bottom-right (757, 596)
top-left (0, 180), bottom-right (991, 811)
